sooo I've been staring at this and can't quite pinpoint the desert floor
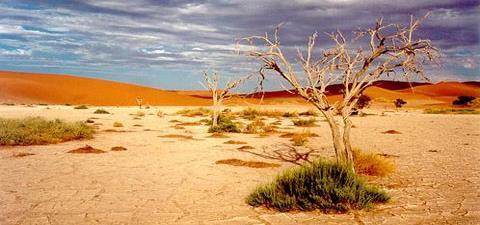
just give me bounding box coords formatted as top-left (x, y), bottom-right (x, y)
top-left (0, 105), bottom-right (479, 225)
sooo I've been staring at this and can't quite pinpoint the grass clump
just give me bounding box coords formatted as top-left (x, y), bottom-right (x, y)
top-left (176, 108), bottom-right (212, 117)
top-left (239, 108), bottom-right (286, 120)
top-left (113, 122), bottom-right (124, 127)
top-left (246, 160), bottom-right (389, 212)
top-left (74, 105), bottom-right (88, 109)
top-left (208, 116), bottom-right (241, 133)
top-left (216, 158), bottom-right (280, 168)
top-left (292, 118), bottom-right (316, 127)
top-left (353, 148), bottom-right (395, 177)
top-left (424, 108), bottom-right (479, 114)
top-left (299, 109), bottom-right (319, 116)
top-left (244, 119), bottom-right (275, 134)
top-left (0, 117), bottom-right (94, 146)
top-left (290, 133), bottom-right (310, 146)
top-left (94, 109), bottom-right (110, 114)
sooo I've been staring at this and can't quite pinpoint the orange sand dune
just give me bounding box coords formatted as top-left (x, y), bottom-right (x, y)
top-left (1, 71), bottom-right (478, 107)
top-left (401, 82), bottom-right (480, 97)
top-left (0, 71), bottom-right (210, 106)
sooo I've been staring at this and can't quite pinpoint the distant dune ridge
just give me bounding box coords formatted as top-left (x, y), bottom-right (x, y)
top-left (0, 70), bottom-right (478, 106)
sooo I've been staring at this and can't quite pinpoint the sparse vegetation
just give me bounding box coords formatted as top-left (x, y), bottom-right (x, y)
top-left (0, 117), bottom-right (94, 146)
top-left (74, 105), bottom-right (88, 109)
top-left (353, 148), bottom-right (395, 177)
top-left (111, 146), bottom-right (127, 151)
top-left (244, 119), bottom-right (275, 134)
top-left (94, 109), bottom-right (110, 114)
top-left (208, 116), bottom-right (241, 133)
top-left (216, 159), bottom-right (280, 168)
top-left (135, 111), bottom-right (145, 117)
top-left (282, 111), bottom-right (298, 118)
top-left (246, 160), bottom-right (389, 212)
top-left (299, 109), bottom-right (319, 117)
top-left (424, 108), bottom-right (479, 114)
top-left (176, 108), bottom-right (212, 117)
top-left (292, 118), bottom-right (316, 127)
top-left (224, 140), bottom-right (247, 145)
top-left (158, 134), bottom-right (194, 140)
top-left (452, 96), bottom-right (476, 106)
top-left (290, 133), bottom-right (310, 146)
top-left (113, 122), bottom-right (123, 127)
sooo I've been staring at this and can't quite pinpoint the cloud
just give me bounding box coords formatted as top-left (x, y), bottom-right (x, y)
top-left (0, 0), bottom-right (478, 89)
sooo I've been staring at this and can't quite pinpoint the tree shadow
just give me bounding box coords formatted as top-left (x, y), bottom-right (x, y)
top-left (238, 143), bottom-right (322, 165)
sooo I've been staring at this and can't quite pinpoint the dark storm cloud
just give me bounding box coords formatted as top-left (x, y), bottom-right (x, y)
top-left (0, 0), bottom-right (478, 89)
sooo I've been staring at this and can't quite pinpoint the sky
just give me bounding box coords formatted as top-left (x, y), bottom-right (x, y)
top-left (0, 0), bottom-right (479, 90)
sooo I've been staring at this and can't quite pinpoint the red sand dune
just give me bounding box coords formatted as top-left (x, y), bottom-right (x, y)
top-left (0, 71), bottom-right (210, 106)
top-left (0, 71), bottom-right (478, 106)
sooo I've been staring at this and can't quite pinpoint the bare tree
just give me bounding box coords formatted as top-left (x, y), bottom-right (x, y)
top-left (136, 96), bottom-right (143, 109)
top-left (202, 71), bottom-right (247, 128)
top-left (238, 15), bottom-right (438, 170)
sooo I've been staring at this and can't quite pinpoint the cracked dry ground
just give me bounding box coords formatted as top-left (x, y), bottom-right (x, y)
top-left (0, 106), bottom-right (479, 225)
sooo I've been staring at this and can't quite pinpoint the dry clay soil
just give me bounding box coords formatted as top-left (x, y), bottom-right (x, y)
top-left (0, 105), bottom-right (479, 225)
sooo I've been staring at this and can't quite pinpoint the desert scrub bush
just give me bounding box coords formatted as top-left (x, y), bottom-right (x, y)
top-left (424, 108), bottom-right (479, 114)
top-left (282, 111), bottom-right (298, 118)
top-left (244, 119), bottom-right (275, 134)
top-left (208, 115), bottom-right (241, 133)
top-left (292, 118), bottom-right (316, 127)
top-left (246, 160), bottom-right (389, 212)
top-left (290, 133), bottom-right (310, 146)
top-left (113, 122), bottom-right (123, 127)
top-left (176, 108), bottom-right (212, 117)
top-left (74, 105), bottom-right (88, 109)
top-left (352, 148), bottom-right (395, 177)
top-left (94, 109), bottom-right (110, 114)
top-left (299, 109), bottom-right (319, 116)
top-left (0, 117), bottom-right (94, 146)
top-left (239, 108), bottom-right (285, 120)
top-left (135, 111), bottom-right (145, 117)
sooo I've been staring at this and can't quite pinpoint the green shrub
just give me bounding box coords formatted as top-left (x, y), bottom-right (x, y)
top-left (74, 105), bottom-right (88, 109)
top-left (94, 109), bottom-right (110, 114)
top-left (246, 160), bottom-right (389, 212)
top-left (292, 118), bottom-right (316, 127)
top-left (0, 117), bottom-right (94, 146)
top-left (208, 116), bottom-right (241, 133)
top-left (424, 108), bottom-right (479, 114)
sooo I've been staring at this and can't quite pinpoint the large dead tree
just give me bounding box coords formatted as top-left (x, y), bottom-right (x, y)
top-left (202, 71), bottom-right (246, 128)
top-left (239, 15), bottom-right (438, 170)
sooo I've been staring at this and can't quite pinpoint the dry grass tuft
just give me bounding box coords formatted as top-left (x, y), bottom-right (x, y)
top-left (68, 145), bottom-right (106, 154)
top-left (158, 134), bottom-right (194, 140)
top-left (244, 119), bottom-right (276, 134)
top-left (93, 109), bottom-right (110, 114)
top-left (292, 118), bottom-right (317, 127)
top-left (133, 124), bottom-right (143, 127)
top-left (208, 133), bottom-right (230, 138)
top-left (290, 133), bottom-right (310, 146)
top-left (223, 140), bottom-right (248, 145)
top-left (238, 145), bottom-right (255, 150)
top-left (74, 105), bottom-right (88, 109)
top-left (177, 122), bottom-right (202, 126)
top-left (381, 129), bottom-right (402, 134)
top-left (135, 111), bottom-right (146, 117)
top-left (279, 132), bottom-right (319, 138)
top-left (111, 146), bottom-right (127, 151)
top-left (113, 122), bottom-right (124, 127)
top-left (215, 158), bottom-right (280, 168)
top-left (12, 152), bottom-right (35, 158)
top-left (176, 108), bottom-right (212, 117)
top-left (353, 148), bottom-right (395, 177)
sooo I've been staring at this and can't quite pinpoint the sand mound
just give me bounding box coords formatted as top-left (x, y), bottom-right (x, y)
top-left (68, 145), bottom-right (106, 154)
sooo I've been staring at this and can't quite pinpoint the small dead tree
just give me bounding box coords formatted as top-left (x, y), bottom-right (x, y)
top-left (239, 15), bottom-right (438, 170)
top-left (136, 96), bottom-right (143, 109)
top-left (202, 71), bottom-right (247, 128)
